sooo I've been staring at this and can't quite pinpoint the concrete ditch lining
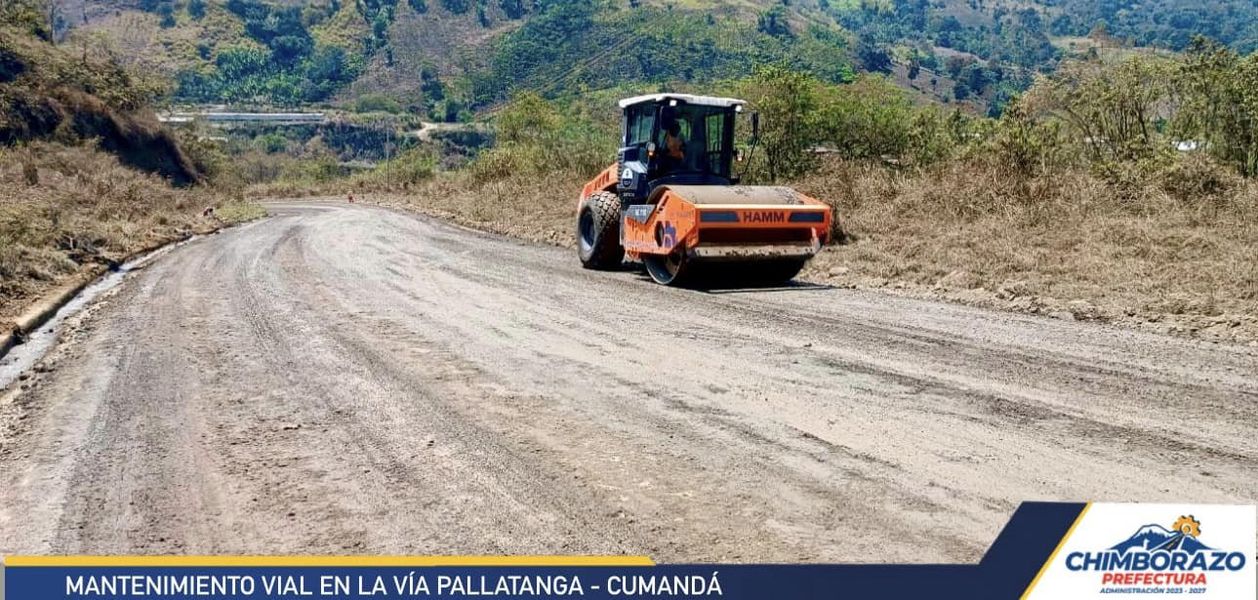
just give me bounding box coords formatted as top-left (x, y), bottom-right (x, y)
top-left (0, 230), bottom-right (218, 363)
top-left (0, 211), bottom-right (271, 364)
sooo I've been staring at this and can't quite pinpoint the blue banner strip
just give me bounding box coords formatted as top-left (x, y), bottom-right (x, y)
top-left (3, 502), bottom-right (1088, 600)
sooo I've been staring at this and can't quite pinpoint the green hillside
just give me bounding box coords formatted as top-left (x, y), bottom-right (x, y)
top-left (63, 0), bottom-right (856, 114)
top-left (55, 0), bottom-right (1258, 116)
top-left (465, 2), bottom-right (854, 105)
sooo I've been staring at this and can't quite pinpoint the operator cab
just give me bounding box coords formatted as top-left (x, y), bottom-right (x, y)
top-left (616, 94), bottom-right (753, 204)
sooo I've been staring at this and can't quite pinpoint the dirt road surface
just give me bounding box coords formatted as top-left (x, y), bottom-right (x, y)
top-left (1, 201), bottom-right (1255, 561)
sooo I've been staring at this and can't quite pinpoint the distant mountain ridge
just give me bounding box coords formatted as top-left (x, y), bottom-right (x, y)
top-left (52, 0), bottom-right (1258, 112)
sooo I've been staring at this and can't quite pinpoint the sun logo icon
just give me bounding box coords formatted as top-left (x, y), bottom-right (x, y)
top-left (1172, 515), bottom-right (1202, 538)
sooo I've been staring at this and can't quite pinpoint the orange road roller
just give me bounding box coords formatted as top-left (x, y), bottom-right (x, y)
top-left (576, 93), bottom-right (833, 286)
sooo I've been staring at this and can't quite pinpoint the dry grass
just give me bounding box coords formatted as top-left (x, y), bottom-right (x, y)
top-left (256, 169), bottom-right (582, 248)
top-left (1, 26), bottom-right (202, 185)
top-left (794, 156), bottom-right (1258, 340)
top-left (1, 25), bottom-right (262, 325)
top-left (68, 4), bottom-right (254, 80)
top-left (0, 142), bottom-right (263, 322)
top-left (377, 171), bottom-right (581, 247)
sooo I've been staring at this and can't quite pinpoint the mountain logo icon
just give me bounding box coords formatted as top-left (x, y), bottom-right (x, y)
top-left (1111, 516), bottom-right (1212, 555)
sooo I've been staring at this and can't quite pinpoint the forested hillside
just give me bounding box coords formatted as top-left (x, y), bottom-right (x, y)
top-left (59, 0), bottom-right (854, 114)
top-left (1047, 0), bottom-right (1258, 51)
top-left (465, 2), bottom-right (854, 106)
top-left (52, 0), bottom-right (1258, 116)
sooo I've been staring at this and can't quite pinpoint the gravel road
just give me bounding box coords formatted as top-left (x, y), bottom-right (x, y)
top-left (1, 201), bottom-right (1254, 561)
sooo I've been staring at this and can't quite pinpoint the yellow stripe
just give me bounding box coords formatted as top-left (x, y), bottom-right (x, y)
top-left (3, 556), bottom-right (654, 568)
top-left (1020, 503), bottom-right (1092, 600)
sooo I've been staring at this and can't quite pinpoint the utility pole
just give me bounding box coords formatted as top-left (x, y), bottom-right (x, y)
top-left (384, 125), bottom-right (393, 189)
top-left (47, 0), bottom-right (60, 45)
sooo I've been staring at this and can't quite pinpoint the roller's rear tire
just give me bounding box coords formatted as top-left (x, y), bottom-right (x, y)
top-left (577, 192), bottom-right (624, 269)
top-left (643, 250), bottom-right (690, 286)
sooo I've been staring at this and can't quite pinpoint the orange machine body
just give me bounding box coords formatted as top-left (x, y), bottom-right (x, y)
top-left (580, 168), bottom-right (832, 263)
top-left (579, 165), bottom-right (619, 208)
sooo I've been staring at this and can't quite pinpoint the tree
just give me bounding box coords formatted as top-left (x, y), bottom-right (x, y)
top-left (757, 6), bottom-right (791, 38)
top-left (270, 35), bottom-right (313, 66)
top-left (945, 55), bottom-right (971, 79)
top-left (372, 11), bottom-right (390, 44)
top-left (215, 45), bottom-right (269, 80)
top-left (1088, 21), bottom-right (1109, 44)
top-left (420, 63), bottom-right (444, 101)
top-left (738, 65), bottom-right (819, 181)
top-left (1173, 37), bottom-right (1258, 176)
top-left (1024, 54), bottom-right (1175, 165)
top-left (156, 1), bottom-right (176, 27)
top-left (500, 0), bottom-right (525, 19)
top-left (961, 63), bottom-right (987, 94)
top-left (953, 80), bottom-right (971, 101)
top-left (303, 45), bottom-right (354, 101)
top-left (441, 0), bottom-right (471, 14)
top-left (856, 40), bottom-right (892, 73)
top-left (814, 75), bottom-right (914, 161)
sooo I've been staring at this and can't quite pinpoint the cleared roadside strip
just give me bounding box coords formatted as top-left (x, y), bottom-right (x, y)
top-left (0, 219), bottom-right (266, 387)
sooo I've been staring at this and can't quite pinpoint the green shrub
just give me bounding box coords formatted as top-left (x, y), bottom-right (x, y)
top-left (737, 65), bottom-right (820, 182)
top-left (355, 94), bottom-right (403, 114)
top-left (469, 92), bottom-right (614, 183)
top-left (361, 146), bottom-right (437, 187)
top-left (986, 100), bottom-right (1072, 177)
top-left (1173, 38), bottom-right (1258, 177)
top-left (1158, 152), bottom-right (1242, 202)
top-left (905, 107), bottom-right (979, 167)
top-left (813, 75), bottom-right (914, 162)
top-left (257, 132), bottom-right (290, 153)
top-left (1022, 55), bottom-right (1175, 167)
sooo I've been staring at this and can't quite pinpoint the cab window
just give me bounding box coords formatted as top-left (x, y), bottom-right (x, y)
top-left (626, 105), bottom-right (655, 146)
top-left (703, 112), bottom-right (728, 175)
